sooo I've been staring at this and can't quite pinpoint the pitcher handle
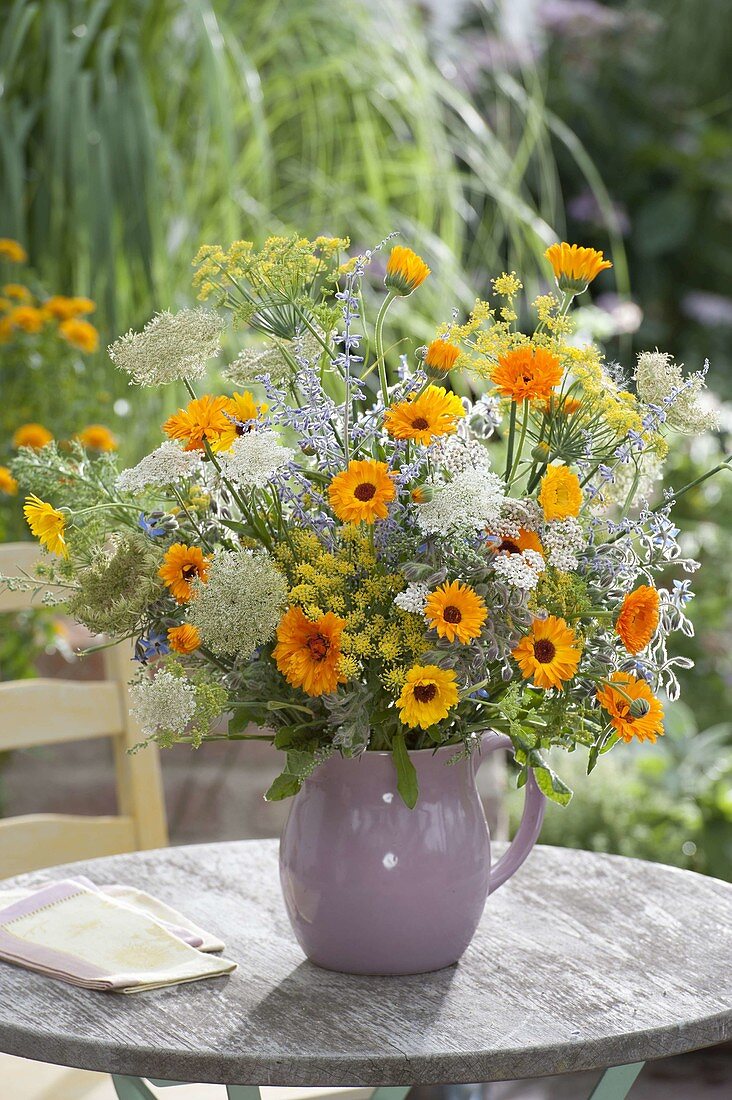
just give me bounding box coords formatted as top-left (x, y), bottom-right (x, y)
top-left (479, 731), bottom-right (546, 893)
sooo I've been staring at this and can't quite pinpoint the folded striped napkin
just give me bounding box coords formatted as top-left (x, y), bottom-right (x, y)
top-left (0, 876), bottom-right (236, 993)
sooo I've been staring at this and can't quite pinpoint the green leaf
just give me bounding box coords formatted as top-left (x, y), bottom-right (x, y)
top-left (392, 732), bottom-right (419, 809)
top-left (228, 708), bottom-right (252, 736)
top-left (528, 751), bottom-right (573, 806)
top-left (264, 773), bottom-right (302, 801)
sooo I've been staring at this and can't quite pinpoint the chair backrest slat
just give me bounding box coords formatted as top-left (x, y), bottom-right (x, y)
top-left (0, 679), bottom-right (124, 751)
top-left (0, 815), bottom-right (137, 877)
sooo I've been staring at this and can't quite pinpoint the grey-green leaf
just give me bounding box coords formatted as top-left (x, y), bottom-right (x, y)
top-left (392, 733), bottom-right (419, 809)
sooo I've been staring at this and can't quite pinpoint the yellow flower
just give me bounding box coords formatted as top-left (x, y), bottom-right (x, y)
top-left (492, 271), bottom-right (523, 298)
top-left (425, 580), bottom-right (487, 644)
top-left (596, 672), bottom-right (664, 744)
top-left (43, 295), bottom-right (96, 320)
top-left (76, 424), bottom-right (118, 452)
top-left (167, 624), bottom-right (202, 654)
top-left (23, 495), bottom-right (68, 557)
top-left (512, 616), bottom-right (581, 690)
top-left (213, 390), bottom-right (268, 452)
top-left (0, 239), bottom-right (27, 263)
top-left (59, 317), bottom-right (99, 353)
top-left (163, 394), bottom-right (231, 452)
top-left (384, 246), bottom-right (431, 296)
top-left (615, 585), bottom-right (660, 655)
top-left (9, 305), bottom-right (46, 333)
top-left (2, 284), bottom-right (31, 302)
top-left (0, 466), bottom-right (18, 495)
top-left (491, 346), bottom-right (563, 402)
top-left (158, 543), bottom-right (211, 603)
top-left (545, 242), bottom-right (612, 295)
top-left (12, 422), bottom-right (53, 449)
top-left (397, 664), bottom-right (459, 729)
top-left (273, 605), bottom-right (346, 697)
top-left (384, 384), bottom-right (464, 445)
top-left (539, 465), bottom-right (583, 520)
top-left (328, 459), bottom-right (396, 525)
top-left (424, 339), bottom-right (461, 377)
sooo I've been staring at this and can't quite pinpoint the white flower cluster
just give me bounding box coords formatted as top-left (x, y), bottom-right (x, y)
top-left (394, 582), bottom-right (429, 615)
top-left (542, 518), bottom-right (587, 571)
top-left (129, 669), bottom-right (196, 738)
top-left (598, 451), bottom-right (664, 512)
top-left (430, 434), bottom-right (492, 476)
top-left (225, 332), bottom-right (323, 386)
top-left (416, 468), bottom-right (505, 536)
top-left (115, 440), bottom-right (201, 495)
top-left (188, 549), bottom-right (287, 659)
top-left (492, 496), bottom-right (543, 538)
top-left (109, 308), bottom-right (224, 386)
top-left (492, 548), bottom-right (545, 590)
top-left (635, 351), bottom-right (719, 433)
top-left (217, 429), bottom-right (293, 489)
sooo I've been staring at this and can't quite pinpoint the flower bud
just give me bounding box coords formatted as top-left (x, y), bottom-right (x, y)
top-left (532, 441), bottom-right (552, 463)
top-left (629, 697), bottom-right (651, 719)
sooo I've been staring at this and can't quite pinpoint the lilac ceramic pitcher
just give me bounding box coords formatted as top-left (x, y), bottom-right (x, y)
top-left (279, 732), bottom-right (546, 975)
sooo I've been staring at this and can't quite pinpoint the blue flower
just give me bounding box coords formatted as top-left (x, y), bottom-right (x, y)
top-left (135, 632), bottom-right (170, 663)
top-left (138, 512), bottom-right (167, 537)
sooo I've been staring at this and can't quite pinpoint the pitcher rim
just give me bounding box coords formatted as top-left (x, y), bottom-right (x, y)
top-left (328, 731), bottom-right (496, 760)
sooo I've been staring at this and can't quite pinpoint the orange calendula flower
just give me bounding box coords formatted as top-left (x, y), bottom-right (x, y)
top-left (0, 239), bottom-right (27, 263)
top-left (2, 284), bottom-right (31, 302)
top-left (544, 395), bottom-right (582, 417)
top-left (43, 295), bottom-right (78, 320)
top-left (424, 338), bottom-right (461, 377)
top-left (425, 580), bottom-right (487, 644)
top-left (213, 390), bottom-right (269, 452)
top-left (492, 346), bottom-right (563, 402)
top-left (539, 464), bottom-right (583, 520)
top-left (328, 459), bottom-right (396, 525)
top-left (490, 527), bottom-right (544, 556)
top-left (9, 305), bottom-right (46, 333)
top-left (273, 606), bottom-right (346, 696)
top-left (384, 384), bottom-right (465, 445)
top-left (23, 495), bottom-right (68, 557)
top-left (59, 317), bottom-right (99, 353)
top-left (513, 616), bottom-right (581, 690)
top-left (158, 543), bottom-right (211, 603)
top-left (596, 672), bottom-right (664, 744)
top-left (397, 664), bottom-right (459, 730)
top-left (12, 422), bottom-right (53, 449)
top-left (0, 466), bottom-right (18, 495)
top-left (167, 624), bottom-right (202, 655)
top-left (545, 242), bottom-right (612, 295)
top-left (384, 246), bottom-right (431, 296)
top-left (76, 424), bottom-right (118, 452)
top-left (163, 395), bottom-right (231, 452)
top-left (615, 585), bottom-right (660, 655)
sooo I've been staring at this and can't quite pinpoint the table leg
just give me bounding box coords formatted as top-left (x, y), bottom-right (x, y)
top-left (371, 1089), bottom-right (411, 1100)
top-left (588, 1062), bottom-right (645, 1099)
top-left (111, 1077), bottom-right (156, 1099)
top-left (226, 1089), bottom-right (262, 1099)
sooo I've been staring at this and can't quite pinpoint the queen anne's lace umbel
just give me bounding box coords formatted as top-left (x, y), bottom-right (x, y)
top-left (109, 308), bottom-right (224, 386)
top-left (115, 441), bottom-right (202, 494)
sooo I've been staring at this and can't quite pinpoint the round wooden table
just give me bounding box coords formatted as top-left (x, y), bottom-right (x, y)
top-left (0, 840), bottom-right (730, 1100)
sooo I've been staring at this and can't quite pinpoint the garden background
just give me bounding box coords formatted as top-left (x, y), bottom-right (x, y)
top-left (1, 0), bottom-right (730, 878)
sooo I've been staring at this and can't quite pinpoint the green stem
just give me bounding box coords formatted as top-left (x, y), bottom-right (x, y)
top-left (374, 290), bottom-right (397, 408)
top-left (508, 399), bottom-right (530, 485)
top-left (504, 400), bottom-right (518, 481)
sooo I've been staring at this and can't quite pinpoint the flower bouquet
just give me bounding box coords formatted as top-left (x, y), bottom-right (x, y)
top-left (4, 234), bottom-right (728, 973)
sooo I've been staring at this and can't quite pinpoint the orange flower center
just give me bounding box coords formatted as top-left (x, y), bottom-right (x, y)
top-left (442, 605), bottom-right (462, 624)
top-left (354, 481), bottom-right (376, 501)
top-left (414, 683), bottom-right (437, 703)
top-left (412, 416), bottom-right (429, 430)
top-left (534, 639), bottom-right (556, 663)
top-left (307, 634), bottom-right (330, 661)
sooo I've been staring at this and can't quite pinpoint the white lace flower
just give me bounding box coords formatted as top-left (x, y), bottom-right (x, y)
top-left (225, 332), bottom-right (323, 386)
top-left (115, 440), bottom-right (202, 494)
top-left (129, 669), bottom-right (196, 738)
top-left (430, 434), bottom-right (492, 476)
top-left (109, 308), bottom-right (224, 386)
top-left (491, 548), bottom-right (545, 590)
top-left (634, 351), bottom-right (719, 433)
top-left (217, 429), bottom-right (294, 489)
top-left (492, 497), bottom-right (544, 538)
top-left (415, 468), bottom-right (505, 536)
top-left (394, 582), bottom-right (429, 615)
top-left (188, 549), bottom-right (287, 659)
top-left (542, 517), bottom-right (587, 571)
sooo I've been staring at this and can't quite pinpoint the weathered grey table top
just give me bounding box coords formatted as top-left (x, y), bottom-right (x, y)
top-left (0, 841), bottom-right (730, 1086)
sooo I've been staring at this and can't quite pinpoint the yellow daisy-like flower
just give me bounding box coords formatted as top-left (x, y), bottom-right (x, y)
top-left (328, 459), bottom-right (396, 525)
top-left (158, 543), bottom-right (211, 603)
top-left (425, 580), bottom-right (487, 644)
top-left (491, 346), bottom-right (563, 402)
top-left (397, 664), bottom-right (459, 729)
top-left (384, 384), bottom-right (465, 445)
top-left (0, 239), bottom-right (27, 263)
top-left (23, 495), bottom-right (68, 558)
top-left (59, 317), bottom-right (99, 353)
top-left (424, 338), bottom-right (461, 377)
top-left (9, 305), bottom-right (46, 333)
top-left (615, 585), bottom-right (660, 655)
top-left (384, 246), bottom-right (431, 296)
top-left (490, 527), bottom-right (544, 556)
top-left (538, 464), bottom-right (583, 520)
top-left (512, 616), bottom-right (581, 690)
top-left (2, 284), bottom-right (31, 302)
top-left (12, 422), bottom-right (53, 450)
top-left (544, 242), bottom-right (612, 295)
top-left (163, 394), bottom-right (231, 452)
top-left (273, 605), bottom-right (347, 697)
top-left (167, 624), bottom-right (202, 655)
top-left (43, 296), bottom-right (77, 320)
top-left (596, 672), bottom-right (664, 744)
top-left (213, 390), bottom-right (269, 452)
top-left (76, 424), bottom-right (118, 452)
top-left (0, 466), bottom-right (18, 495)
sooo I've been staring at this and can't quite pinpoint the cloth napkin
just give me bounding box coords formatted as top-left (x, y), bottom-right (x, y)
top-left (0, 876), bottom-right (236, 993)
